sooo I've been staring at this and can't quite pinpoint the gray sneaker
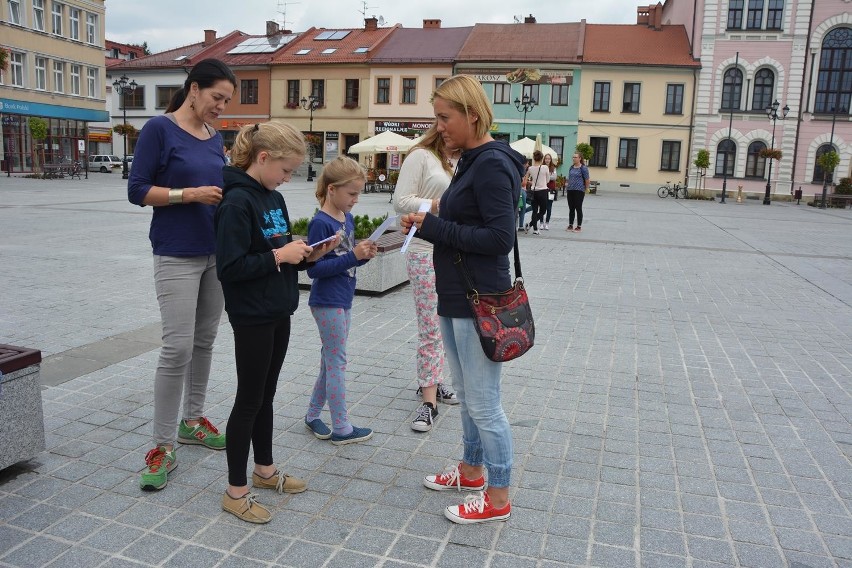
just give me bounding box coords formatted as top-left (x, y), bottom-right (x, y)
top-left (412, 402), bottom-right (437, 432)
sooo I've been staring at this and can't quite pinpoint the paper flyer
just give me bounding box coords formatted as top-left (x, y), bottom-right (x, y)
top-left (366, 215), bottom-right (398, 243)
top-left (400, 202), bottom-right (431, 254)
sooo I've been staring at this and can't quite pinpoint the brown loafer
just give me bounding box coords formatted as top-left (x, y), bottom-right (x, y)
top-left (222, 491), bottom-right (271, 524)
top-left (252, 470), bottom-right (307, 494)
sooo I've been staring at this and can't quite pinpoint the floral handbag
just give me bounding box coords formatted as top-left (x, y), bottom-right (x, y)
top-left (454, 237), bottom-right (535, 362)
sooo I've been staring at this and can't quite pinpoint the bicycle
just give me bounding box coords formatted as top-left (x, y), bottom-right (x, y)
top-left (657, 181), bottom-right (689, 199)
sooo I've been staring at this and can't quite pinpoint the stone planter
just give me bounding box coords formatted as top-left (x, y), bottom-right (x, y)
top-left (298, 230), bottom-right (409, 295)
top-left (0, 344), bottom-right (45, 471)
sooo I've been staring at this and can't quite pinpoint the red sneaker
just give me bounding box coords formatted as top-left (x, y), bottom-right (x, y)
top-left (445, 491), bottom-right (511, 524)
top-left (423, 463), bottom-right (485, 492)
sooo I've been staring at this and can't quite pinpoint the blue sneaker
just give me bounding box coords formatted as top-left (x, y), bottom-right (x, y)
top-left (331, 426), bottom-right (373, 446)
top-left (305, 417), bottom-right (332, 440)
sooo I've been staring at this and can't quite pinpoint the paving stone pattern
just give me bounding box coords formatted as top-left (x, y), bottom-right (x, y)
top-left (0, 175), bottom-right (850, 567)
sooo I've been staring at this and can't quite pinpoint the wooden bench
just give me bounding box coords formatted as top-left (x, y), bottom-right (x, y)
top-left (42, 164), bottom-right (65, 179)
top-left (812, 193), bottom-right (852, 208)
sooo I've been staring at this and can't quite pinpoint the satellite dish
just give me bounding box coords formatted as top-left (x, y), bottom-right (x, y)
top-left (513, 15), bottom-right (522, 23)
top-left (377, 15), bottom-right (385, 26)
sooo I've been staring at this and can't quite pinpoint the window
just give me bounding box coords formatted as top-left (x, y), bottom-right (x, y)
top-left (660, 141), bottom-right (681, 171)
top-left (721, 68), bottom-right (743, 110)
top-left (752, 68), bottom-right (774, 111)
top-left (86, 12), bottom-right (97, 44)
top-left (435, 77), bottom-right (446, 90)
top-left (727, 0), bottom-right (744, 29)
top-left (814, 27), bottom-right (852, 114)
top-left (589, 137), bottom-right (608, 167)
top-left (7, 0), bottom-right (21, 25)
top-left (35, 57), bottom-right (47, 90)
top-left (593, 82), bottom-right (610, 111)
top-left (53, 61), bottom-right (64, 93)
top-left (70, 64), bottom-right (80, 95)
top-left (493, 83), bottom-right (511, 104)
top-left (119, 85), bottom-right (144, 109)
top-left (402, 78), bottom-right (416, 104)
top-left (715, 139), bottom-right (736, 176)
top-left (766, 0), bottom-right (783, 29)
top-left (321, 48), bottom-right (336, 55)
top-left (345, 79), bottom-right (359, 106)
top-left (156, 86), bottom-right (180, 108)
top-left (295, 49), bottom-right (311, 55)
top-left (68, 7), bottom-right (78, 39)
top-left (745, 141), bottom-right (767, 178)
top-left (665, 84), bottom-right (684, 114)
top-left (240, 79), bottom-right (258, 104)
top-left (522, 84), bottom-right (540, 104)
top-left (353, 47), bottom-right (368, 53)
top-left (623, 83), bottom-right (641, 113)
top-left (813, 143), bottom-right (837, 183)
top-left (310, 79), bottom-right (324, 106)
top-left (549, 137), bottom-right (564, 164)
top-left (746, 0), bottom-right (763, 29)
top-left (10, 52), bottom-right (25, 86)
top-left (51, 2), bottom-right (62, 35)
top-left (618, 139), bottom-right (638, 168)
top-left (551, 84), bottom-right (569, 106)
top-left (87, 67), bottom-right (97, 98)
top-left (33, 0), bottom-right (45, 31)
top-left (376, 77), bottom-right (390, 104)
top-left (287, 80), bottom-right (300, 106)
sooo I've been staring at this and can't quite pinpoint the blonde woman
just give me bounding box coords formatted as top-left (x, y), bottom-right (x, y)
top-left (393, 125), bottom-right (459, 433)
top-left (215, 121), bottom-right (338, 523)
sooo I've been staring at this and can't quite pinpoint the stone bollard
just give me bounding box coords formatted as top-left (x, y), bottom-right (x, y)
top-left (0, 345), bottom-right (45, 471)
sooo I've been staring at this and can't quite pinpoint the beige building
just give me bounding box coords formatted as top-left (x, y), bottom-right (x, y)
top-left (578, 23), bottom-right (700, 193)
top-left (1, 0), bottom-right (108, 173)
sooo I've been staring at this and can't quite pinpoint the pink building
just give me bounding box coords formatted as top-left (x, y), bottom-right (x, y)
top-left (657, 0), bottom-right (850, 202)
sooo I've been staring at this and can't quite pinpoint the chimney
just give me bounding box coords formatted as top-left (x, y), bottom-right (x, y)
top-left (423, 19), bottom-right (441, 29)
top-left (203, 29), bottom-right (216, 46)
top-left (266, 20), bottom-right (280, 36)
top-left (653, 2), bottom-right (663, 30)
top-left (524, 14), bottom-right (536, 24)
top-left (365, 17), bottom-right (378, 31)
top-left (636, 6), bottom-right (650, 25)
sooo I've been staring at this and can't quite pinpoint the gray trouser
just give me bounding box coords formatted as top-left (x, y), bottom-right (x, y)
top-left (152, 254), bottom-right (224, 446)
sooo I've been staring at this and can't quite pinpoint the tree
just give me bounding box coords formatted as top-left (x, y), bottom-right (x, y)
top-left (28, 117), bottom-right (48, 173)
top-left (817, 150), bottom-right (840, 186)
top-left (693, 149), bottom-right (710, 195)
top-left (575, 142), bottom-right (593, 163)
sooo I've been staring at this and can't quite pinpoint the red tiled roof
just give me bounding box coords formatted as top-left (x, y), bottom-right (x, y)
top-left (370, 27), bottom-right (473, 63)
top-left (108, 40), bottom-right (209, 70)
top-left (457, 23), bottom-right (584, 63)
top-left (583, 24), bottom-right (699, 67)
top-left (190, 31), bottom-right (306, 66)
top-left (271, 25), bottom-right (399, 65)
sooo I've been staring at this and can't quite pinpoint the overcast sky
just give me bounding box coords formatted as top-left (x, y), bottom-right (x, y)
top-left (105, 0), bottom-right (643, 52)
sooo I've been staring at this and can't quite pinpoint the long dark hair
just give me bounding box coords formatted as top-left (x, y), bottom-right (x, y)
top-left (166, 58), bottom-right (237, 113)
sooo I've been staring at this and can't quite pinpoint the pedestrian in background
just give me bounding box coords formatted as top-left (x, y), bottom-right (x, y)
top-left (400, 75), bottom-right (524, 524)
top-left (542, 153), bottom-right (557, 230)
top-left (565, 152), bottom-right (590, 232)
top-left (392, 125), bottom-right (460, 433)
top-left (523, 150), bottom-right (550, 235)
top-left (128, 58), bottom-right (236, 491)
top-left (215, 121), bottom-right (338, 524)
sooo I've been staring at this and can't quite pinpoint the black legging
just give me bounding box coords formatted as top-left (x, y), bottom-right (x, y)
top-left (226, 317), bottom-right (291, 487)
top-left (567, 190), bottom-right (585, 227)
top-left (529, 190), bottom-right (550, 230)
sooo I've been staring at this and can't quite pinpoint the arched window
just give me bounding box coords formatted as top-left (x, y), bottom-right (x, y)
top-left (813, 143), bottom-right (837, 183)
top-left (752, 69), bottom-right (774, 111)
top-left (745, 141), bottom-right (767, 178)
top-left (715, 140), bottom-right (736, 176)
top-left (721, 68), bottom-right (743, 110)
top-left (815, 27), bottom-right (851, 114)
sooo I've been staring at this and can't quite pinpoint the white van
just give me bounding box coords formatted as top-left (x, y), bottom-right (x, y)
top-left (88, 155), bottom-right (123, 173)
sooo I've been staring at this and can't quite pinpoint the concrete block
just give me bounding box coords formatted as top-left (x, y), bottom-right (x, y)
top-left (0, 345), bottom-right (45, 471)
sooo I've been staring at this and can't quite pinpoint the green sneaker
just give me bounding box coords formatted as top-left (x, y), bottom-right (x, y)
top-left (178, 417), bottom-right (226, 450)
top-left (140, 446), bottom-right (177, 491)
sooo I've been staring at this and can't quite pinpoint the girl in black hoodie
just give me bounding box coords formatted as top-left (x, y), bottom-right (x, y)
top-left (214, 122), bottom-right (338, 524)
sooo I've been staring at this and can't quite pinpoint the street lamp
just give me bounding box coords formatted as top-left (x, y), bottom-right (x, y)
top-left (514, 94), bottom-right (537, 139)
top-left (300, 95), bottom-right (320, 181)
top-left (112, 74), bottom-right (137, 180)
top-left (763, 99), bottom-right (789, 205)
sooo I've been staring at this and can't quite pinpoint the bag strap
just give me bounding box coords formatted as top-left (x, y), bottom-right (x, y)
top-left (454, 233), bottom-right (522, 295)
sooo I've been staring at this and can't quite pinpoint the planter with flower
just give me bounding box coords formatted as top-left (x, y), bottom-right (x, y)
top-left (285, 101), bottom-right (300, 110)
top-left (342, 102), bottom-right (358, 110)
top-left (758, 147), bottom-right (782, 161)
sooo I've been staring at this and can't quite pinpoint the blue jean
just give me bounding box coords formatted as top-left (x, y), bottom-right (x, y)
top-left (440, 317), bottom-right (513, 488)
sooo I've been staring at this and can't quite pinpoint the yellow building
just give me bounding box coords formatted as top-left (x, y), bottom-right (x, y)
top-left (578, 23), bottom-right (700, 193)
top-left (1, 0), bottom-right (108, 173)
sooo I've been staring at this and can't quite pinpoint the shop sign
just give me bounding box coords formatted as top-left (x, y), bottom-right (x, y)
top-left (374, 121), bottom-right (432, 134)
top-left (461, 68), bottom-right (574, 85)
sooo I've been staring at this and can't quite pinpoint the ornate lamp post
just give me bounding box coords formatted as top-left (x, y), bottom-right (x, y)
top-left (112, 74), bottom-right (137, 180)
top-left (513, 94), bottom-right (537, 139)
top-left (763, 99), bottom-right (789, 205)
top-left (300, 95), bottom-right (320, 181)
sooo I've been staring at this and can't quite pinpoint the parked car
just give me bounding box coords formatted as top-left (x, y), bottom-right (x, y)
top-left (125, 154), bottom-right (133, 170)
top-left (88, 155), bottom-right (123, 173)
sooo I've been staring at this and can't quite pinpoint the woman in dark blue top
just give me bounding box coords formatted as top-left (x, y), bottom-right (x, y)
top-left (128, 59), bottom-right (236, 492)
top-left (401, 75), bottom-right (526, 525)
